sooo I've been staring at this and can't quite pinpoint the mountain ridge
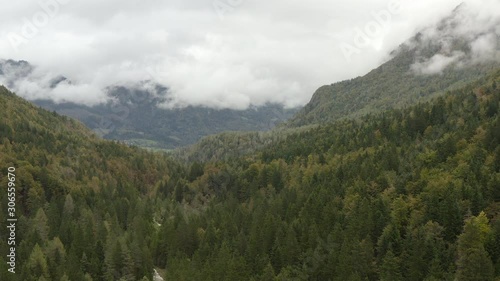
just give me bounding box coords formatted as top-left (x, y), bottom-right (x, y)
top-left (1, 49), bottom-right (500, 281)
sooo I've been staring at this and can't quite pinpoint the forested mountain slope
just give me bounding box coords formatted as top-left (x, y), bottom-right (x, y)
top-left (173, 124), bottom-right (316, 163)
top-left (288, 50), bottom-right (497, 127)
top-left (2, 1), bottom-right (500, 280)
top-left (155, 69), bottom-right (500, 280)
top-left (1, 66), bottom-right (500, 280)
top-left (287, 5), bottom-right (500, 127)
top-left (0, 86), bottom-right (187, 280)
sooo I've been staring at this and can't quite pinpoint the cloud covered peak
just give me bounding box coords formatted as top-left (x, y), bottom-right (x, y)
top-left (409, 1), bottom-right (500, 75)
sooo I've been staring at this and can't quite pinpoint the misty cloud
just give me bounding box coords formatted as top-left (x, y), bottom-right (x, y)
top-left (470, 33), bottom-right (500, 63)
top-left (410, 0), bottom-right (500, 75)
top-left (1, 0), bottom-right (496, 109)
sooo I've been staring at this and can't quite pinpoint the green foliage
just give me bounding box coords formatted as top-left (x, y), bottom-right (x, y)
top-left (1, 67), bottom-right (500, 280)
top-left (35, 93), bottom-right (298, 150)
top-left (0, 86), bottom-right (183, 281)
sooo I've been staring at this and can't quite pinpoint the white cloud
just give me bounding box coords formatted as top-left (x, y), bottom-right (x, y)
top-left (409, 0), bottom-right (500, 74)
top-left (470, 33), bottom-right (500, 63)
top-left (0, 62), bottom-right (107, 105)
top-left (0, 0), bottom-right (497, 109)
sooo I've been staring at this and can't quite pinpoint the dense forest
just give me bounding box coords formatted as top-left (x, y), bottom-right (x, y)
top-left (1, 64), bottom-right (499, 280)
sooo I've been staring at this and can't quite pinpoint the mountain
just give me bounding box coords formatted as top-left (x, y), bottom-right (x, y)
top-left (287, 5), bottom-right (500, 127)
top-left (0, 59), bottom-right (298, 150)
top-left (2, 57), bottom-right (500, 281)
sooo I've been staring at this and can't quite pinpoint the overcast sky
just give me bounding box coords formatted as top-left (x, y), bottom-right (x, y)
top-left (0, 0), bottom-right (496, 109)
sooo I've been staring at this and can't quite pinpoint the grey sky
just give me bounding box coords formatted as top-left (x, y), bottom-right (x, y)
top-left (0, 0), bottom-right (495, 109)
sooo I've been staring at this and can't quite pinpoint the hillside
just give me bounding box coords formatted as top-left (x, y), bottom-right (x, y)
top-left (34, 95), bottom-right (297, 150)
top-left (287, 5), bottom-right (500, 127)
